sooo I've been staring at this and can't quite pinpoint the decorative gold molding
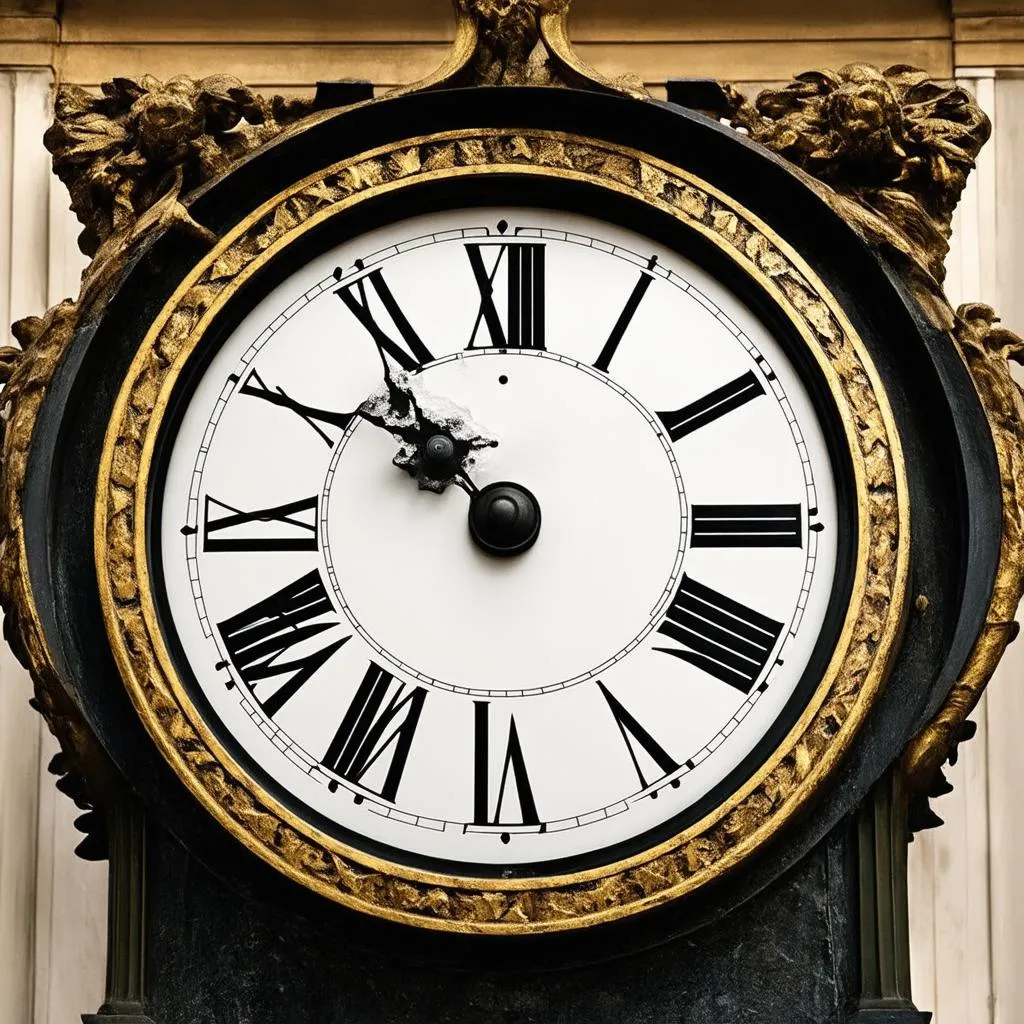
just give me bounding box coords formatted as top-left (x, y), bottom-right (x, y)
top-left (95, 128), bottom-right (908, 932)
top-left (0, 302), bottom-right (114, 821)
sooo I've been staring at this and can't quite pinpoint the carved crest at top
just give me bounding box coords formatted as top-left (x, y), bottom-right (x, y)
top-left (404, 0), bottom-right (646, 96)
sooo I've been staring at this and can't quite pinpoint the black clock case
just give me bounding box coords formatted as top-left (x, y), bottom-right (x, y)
top-left (22, 85), bottom-right (998, 1023)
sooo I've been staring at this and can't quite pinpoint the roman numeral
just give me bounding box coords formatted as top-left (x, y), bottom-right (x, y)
top-left (655, 574), bottom-right (783, 693)
top-left (658, 370), bottom-right (765, 441)
top-left (217, 569), bottom-right (348, 717)
top-left (690, 504), bottom-right (802, 548)
top-left (465, 242), bottom-right (545, 349)
top-left (597, 681), bottom-right (679, 790)
top-left (238, 369), bottom-right (353, 446)
top-left (203, 495), bottom-right (318, 552)
top-left (334, 267), bottom-right (434, 371)
top-left (473, 702), bottom-right (539, 826)
top-left (321, 662), bottom-right (427, 803)
top-left (593, 256), bottom-right (657, 372)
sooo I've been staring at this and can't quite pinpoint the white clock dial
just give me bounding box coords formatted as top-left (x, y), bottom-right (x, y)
top-left (157, 206), bottom-right (839, 870)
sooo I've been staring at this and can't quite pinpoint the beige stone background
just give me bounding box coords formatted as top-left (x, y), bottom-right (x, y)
top-left (1, 1), bottom-right (1022, 1021)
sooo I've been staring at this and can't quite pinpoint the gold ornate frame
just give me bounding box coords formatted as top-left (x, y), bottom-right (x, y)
top-left (94, 126), bottom-right (909, 933)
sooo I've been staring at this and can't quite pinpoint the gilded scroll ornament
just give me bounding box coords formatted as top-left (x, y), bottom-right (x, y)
top-left (903, 305), bottom-right (1024, 793)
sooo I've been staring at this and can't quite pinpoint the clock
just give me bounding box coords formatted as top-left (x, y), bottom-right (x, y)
top-left (7, 9), bottom-right (1018, 1019)
top-left (90, 102), bottom-right (913, 934)
top-left (153, 202), bottom-right (841, 874)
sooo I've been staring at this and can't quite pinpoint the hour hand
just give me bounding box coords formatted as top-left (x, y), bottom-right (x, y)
top-left (355, 364), bottom-right (497, 493)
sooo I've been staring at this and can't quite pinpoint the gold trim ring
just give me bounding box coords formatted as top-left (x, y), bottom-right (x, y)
top-left (96, 128), bottom-right (909, 933)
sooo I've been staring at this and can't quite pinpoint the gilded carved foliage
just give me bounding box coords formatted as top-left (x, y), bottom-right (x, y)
top-left (97, 130), bottom-right (906, 930)
top-left (46, 75), bottom-right (313, 286)
top-left (458, 0), bottom-right (564, 85)
top-left (728, 65), bottom-right (990, 326)
top-left (728, 67), bottom-right (1024, 797)
top-left (0, 77), bottom-right (315, 845)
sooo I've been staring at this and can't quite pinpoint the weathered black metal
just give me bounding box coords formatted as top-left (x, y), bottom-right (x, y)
top-left (22, 84), bottom-right (997, 1021)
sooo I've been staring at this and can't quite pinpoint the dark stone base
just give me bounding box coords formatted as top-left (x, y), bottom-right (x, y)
top-left (140, 823), bottom-right (859, 1024)
top-left (82, 1015), bottom-right (157, 1024)
top-left (847, 1009), bottom-right (932, 1023)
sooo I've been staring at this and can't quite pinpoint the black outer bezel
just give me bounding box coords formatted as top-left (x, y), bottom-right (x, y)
top-left (22, 84), bottom-right (1001, 959)
top-left (145, 173), bottom-right (859, 881)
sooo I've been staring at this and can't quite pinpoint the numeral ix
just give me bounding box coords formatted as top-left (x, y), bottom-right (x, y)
top-left (203, 494), bottom-right (319, 552)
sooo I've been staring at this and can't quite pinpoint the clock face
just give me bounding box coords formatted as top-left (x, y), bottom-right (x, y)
top-left (154, 205), bottom-right (840, 873)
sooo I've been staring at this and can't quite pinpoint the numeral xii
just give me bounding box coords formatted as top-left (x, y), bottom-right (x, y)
top-left (466, 242), bottom-right (545, 350)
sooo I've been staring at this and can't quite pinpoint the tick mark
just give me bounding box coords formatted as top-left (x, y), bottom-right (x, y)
top-left (328, 780), bottom-right (339, 793)
top-left (353, 794), bottom-right (364, 805)
top-left (498, 374), bottom-right (508, 385)
top-left (354, 258), bottom-right (365, 270)
top-left (180, 524), bottom-right (197, 536)
top-left (500, 832), bottom-right (511, 844)
top-left (497, 219), bottom-right (508, 234)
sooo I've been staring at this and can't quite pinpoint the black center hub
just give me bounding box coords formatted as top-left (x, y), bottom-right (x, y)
top-left (420, 433), bottom-right (460, 480)
top-left (468, 481), bottom-right (542, 556)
